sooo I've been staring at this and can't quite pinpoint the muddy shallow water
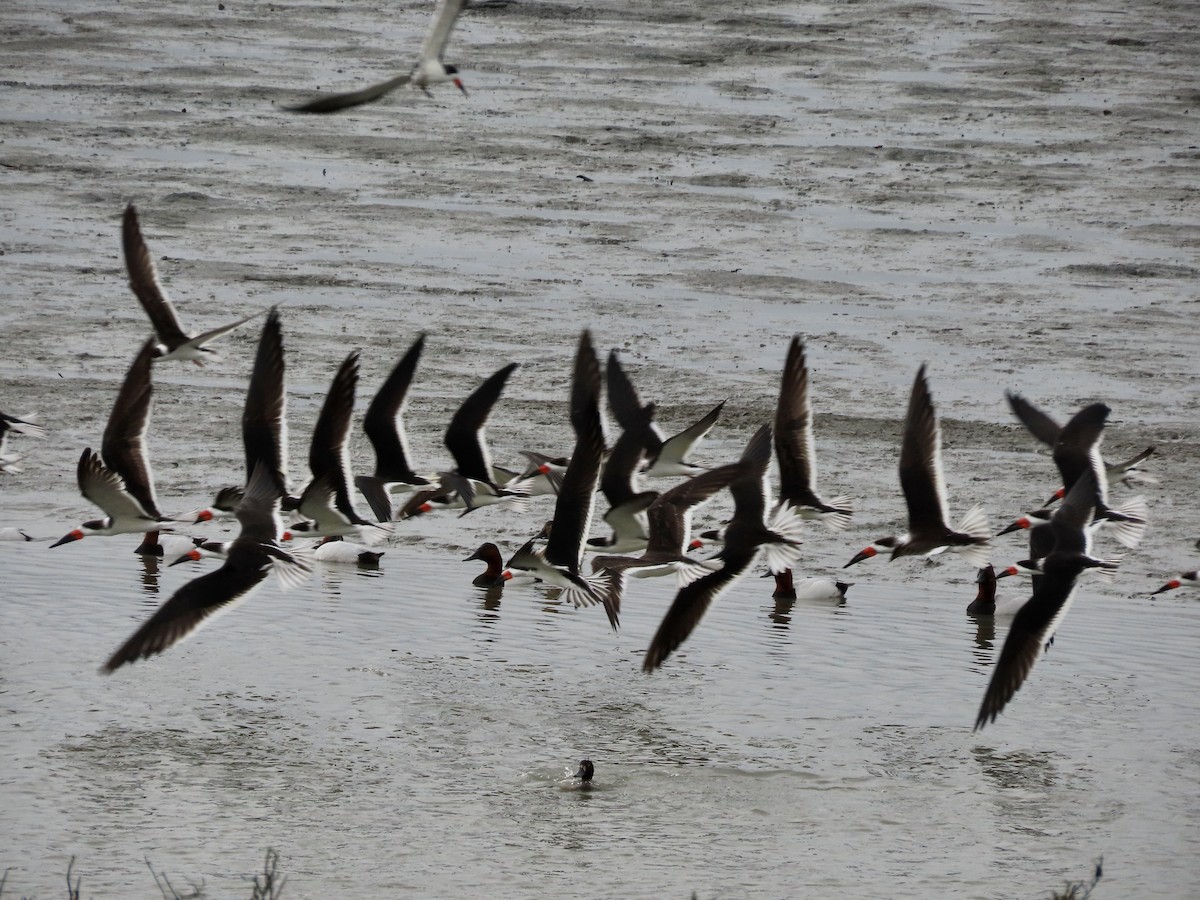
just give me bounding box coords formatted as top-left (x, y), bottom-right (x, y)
top-left (2, 0), bottom-right (1198, 896)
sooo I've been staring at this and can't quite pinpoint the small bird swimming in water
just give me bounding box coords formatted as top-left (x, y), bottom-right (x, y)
top-left (573, 759), bottom-right (594, 784)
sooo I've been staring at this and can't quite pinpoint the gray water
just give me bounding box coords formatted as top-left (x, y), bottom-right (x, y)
top-left (3, 531), bottom-right (1198, 897)
top-left (2, 0), bottom-right (1199, 895)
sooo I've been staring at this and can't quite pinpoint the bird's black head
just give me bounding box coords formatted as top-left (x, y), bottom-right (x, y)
top-left (574, 759), bottom-right (594, 782)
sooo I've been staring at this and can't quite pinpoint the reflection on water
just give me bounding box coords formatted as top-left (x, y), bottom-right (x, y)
top-left (967, 612), bottom-right (997, 657)
top-left (2, 537), bottom-right (1199, 898)
top-left (137, 554), bottom-right (162, 596)
top-left (768, 596), bottom-right (794, 628)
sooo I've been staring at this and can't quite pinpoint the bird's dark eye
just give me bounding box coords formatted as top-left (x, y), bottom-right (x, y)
top-left (444, 65), bottom-right (459, 75)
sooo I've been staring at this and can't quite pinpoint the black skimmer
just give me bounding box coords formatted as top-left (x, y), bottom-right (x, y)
top-left (1005, 394), bottom-right (1147, 547)
top-left (169, 539), bottom-right (233, 566)
top-left (103, 464), bottom-right (312, 673)
top-left (643, 424), bottom-right (805, 672)
top-left (1005, 392), bottom-right (1156, 497)
top-left (446, 362), bottom-right (517, 484)
top-left (415, 361), bottom-right (530, 516)
top-left (606, 350), bottom-right (724, 479)
top-left (464, 542), bottom-right (513, 587)
top-left (52, 339), bottom-right (176, 550)
top-left (122, 204), bottom-right (259, 366)
top-left (354, 334), bottom-right (435, 522)
top-left (1044, 447), bottom-right (1157, 500)
top-left (514, 450), bottom-right (568, 496)
top-left (1152, 571), bottom-right (1199, 595)
top-left (992, 557), bottom-right (1120, 587)
top-left (0, 410), bottom-right (44, 474)
top-left (771, 571), bottom-right (852, 602)
top-left (844, 365), bottom-right (990, 568)
top-left (103, 313), bottom-right (312, 672)
top-left (189, 485), bottom-right (245, 524)
top-left (288, 0), bottom-right (468, 113)
top-left (292, 352), bottom-right (393, 546)
top-left (997, 506), bottom-right (1132, 581)
top-left (592, 460), bottom-right (742, 612)
top-left (1104, 446), bottom-right (1158, 488)
top-left (974, 470), bottom-right (1115, 729)
top-left (587, 398), bottom-right (660, 553)
top-left (507, 332), bottom-right (617, 629)
top-left (774, 336), bottom-right (853, 530)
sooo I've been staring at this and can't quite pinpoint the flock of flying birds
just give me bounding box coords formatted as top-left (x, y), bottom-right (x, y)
top-left (2, 203), bottom-right (1189, 733)
top-left (1, 0), bottom-right (1191, 730)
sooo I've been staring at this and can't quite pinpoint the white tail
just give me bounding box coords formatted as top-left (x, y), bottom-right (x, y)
top-left (357, 521), bottom-right (394, 547)
top-left (819, 496), bottom-right (854, 532)
top-left (956, 541), bottom-right (992, 569)
top-left (1093, 556), bottom-right (1123, 583)
top-left (273, 547), bottom-right (315, 591)
top-left (1104, 496), bottom-right (1147, 549)
top-left (956, 504), bottom-right (991, 541)
top-left (675, 557), bottom-right (722, 587)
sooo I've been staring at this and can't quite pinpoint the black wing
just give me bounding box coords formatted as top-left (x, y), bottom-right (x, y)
top-left (361, 334), bottom-right (427, 484)
top-left (242, 308), bottom-right (288, 487)
top-left (122, 204), bottom-right (188, 347)
top-left (1005, 392), bottom-right (1062, 448)
top-left (101, 338), bottom-right (162, 518)
top-left (898, 365), bottom-right (948, 534)
top-left (545, 332), bottom-right (604, 571)
top-left (444, 362), bottom-right (518, 484)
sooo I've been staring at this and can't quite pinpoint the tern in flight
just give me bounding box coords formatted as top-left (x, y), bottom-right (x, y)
top-left (288, 0), bottom-right (469, 113)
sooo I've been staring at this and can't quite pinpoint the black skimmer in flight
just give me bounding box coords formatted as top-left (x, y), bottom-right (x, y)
top-left (169, 539), bottom-right (233, 567)
top-left (292, 352), bottom-right (393, 546)
top-left (464, 542), bottom-right (514, 587)
top-left (168, 529), bottom-right (296, 567)
top-left (288, 0), bottom-right (468, 113)
top-left (103, 464), bottom-right (312, 673)
top-left (845, 365), bottom-right (990, 568)
top-left (1044, 447), bottom-right (1157, 500)
top-left (52, 339), bottom-right (176, 551)
top-left (354, 334), bottom-right (435, 522)
top-left (643, 424), bottom-right (805, 672)
top-left (508, 332), bottom-right (617, 629)
top-left (1152, 570), bottom-right (1199, 596)
top-left (1005, 392), bottom-right (1156, 498)
top-left (774, 336), bottom-right (853, 531)
top-left (515, 450), bottom-right (568, 496)
top-left (103, 315), bottom-right (312, 672)
top-left (996, 506), bottom-right (1127, 587)
top-left (606, 350), bottom-right (724, 479)
top-left (974, 470), bottom-right (1115, 729)
top-left (0, 410), bottom-right (44, 474)
top-left (593, 459), bottom-right (742, 612)
top-left (641, 400), bottom-right (726, 478)
top-left (410, 361), bottom-right (530, 516)
top-left (122, 204), bottom-right (260, 366)
top-left (189, 485), bottom-right (245, 524)
top-left (1005, 394), bottom-right (1148, 547)
top-left (239, 308), bottom-right (302, 518)
top-left (587, 397), bottom-right (659, 553)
